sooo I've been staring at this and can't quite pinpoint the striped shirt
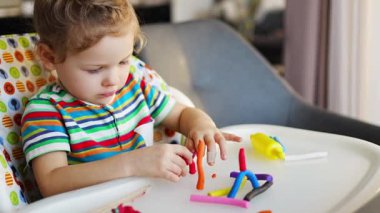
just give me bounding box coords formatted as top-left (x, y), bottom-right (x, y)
top-left (21, 57), bottom-right (175, 164)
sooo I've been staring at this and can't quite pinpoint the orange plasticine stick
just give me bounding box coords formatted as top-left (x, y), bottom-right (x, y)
top-left (196, 140), bottom-right (205, 190)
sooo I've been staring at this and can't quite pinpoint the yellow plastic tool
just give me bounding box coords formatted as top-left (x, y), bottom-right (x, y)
top-left (250, 133), bottom-right (285, 160)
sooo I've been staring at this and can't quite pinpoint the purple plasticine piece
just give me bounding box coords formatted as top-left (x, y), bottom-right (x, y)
top-left (230, 172), bottom-right (273, 182)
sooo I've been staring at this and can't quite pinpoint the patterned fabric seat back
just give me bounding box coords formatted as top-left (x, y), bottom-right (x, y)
top-left (0, 33), bottom-right (52, 210)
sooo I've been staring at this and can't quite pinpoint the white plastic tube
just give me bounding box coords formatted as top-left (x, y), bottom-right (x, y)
top-left (285, 152), bottom-right (328, 161)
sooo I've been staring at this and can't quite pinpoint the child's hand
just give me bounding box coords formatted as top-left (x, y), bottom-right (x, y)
top-left (185, 127), bottom-right (242, 166)
top-left (128, 144), bottom-right (192, 182)
top-left (161, 105), bottom-right (242, 166)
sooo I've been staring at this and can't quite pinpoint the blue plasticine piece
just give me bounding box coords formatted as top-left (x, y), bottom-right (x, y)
top-left (227, 170), bottom-right (260, 198)
top-left (227, 172), bottom-right (245, 198)
top-left (245, 170), bottom-right (260, 189)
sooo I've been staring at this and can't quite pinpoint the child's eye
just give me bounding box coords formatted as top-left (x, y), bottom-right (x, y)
top-left (85, 68), bottom-right (102, 74)
top-left (119, 60), bottom-right (129, 65)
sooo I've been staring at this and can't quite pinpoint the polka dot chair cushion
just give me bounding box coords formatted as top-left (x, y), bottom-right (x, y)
top-left (0, 145), bottom-right (27, 211)
top-left (0, 33), bottom-right (54, 208)
top-left (0, 33), bottom-right (192, 209)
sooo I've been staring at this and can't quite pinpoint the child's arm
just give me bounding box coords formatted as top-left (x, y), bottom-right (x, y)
top-left (161, 103), bottom-right (242, 165)
top-left (32, 143), bottom-right (192, 197)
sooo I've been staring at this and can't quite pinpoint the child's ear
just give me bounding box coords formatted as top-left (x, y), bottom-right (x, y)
top-left (36, 43), bottom-right (57, 71)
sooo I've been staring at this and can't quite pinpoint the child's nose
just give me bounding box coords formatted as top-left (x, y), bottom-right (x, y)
top-left (102, 68), bottom-right (119, 86)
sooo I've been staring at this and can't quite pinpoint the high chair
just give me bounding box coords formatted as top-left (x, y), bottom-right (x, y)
top-left (1, 18), bottom-right (379, 212)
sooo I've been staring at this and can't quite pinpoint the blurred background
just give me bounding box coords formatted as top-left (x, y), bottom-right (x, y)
top-left (1, 0), bottom-right (379, 126)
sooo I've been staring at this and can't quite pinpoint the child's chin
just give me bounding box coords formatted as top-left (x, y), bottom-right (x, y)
top-left (88, 98), bottom-right (113, 106)
top-left (96, 100), bottom-right (113, 105)
top-left (102, 97), bottom-right (115, 105)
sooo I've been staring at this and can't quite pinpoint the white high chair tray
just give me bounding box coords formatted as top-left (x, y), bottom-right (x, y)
top-left (133, 124), bottom-right (380, 213)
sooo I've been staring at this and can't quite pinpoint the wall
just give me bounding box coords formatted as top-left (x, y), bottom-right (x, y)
top-left (171, 0), bottom-right (214, 23)
top-left (328, 0), bottom-right (380, 125)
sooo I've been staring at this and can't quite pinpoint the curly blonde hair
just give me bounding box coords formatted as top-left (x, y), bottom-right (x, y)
top-left (34, 0), bottom-right (144, 63)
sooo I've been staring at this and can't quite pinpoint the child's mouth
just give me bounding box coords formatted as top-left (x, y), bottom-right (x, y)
top-left (100, 91), bottom-right (115, 98)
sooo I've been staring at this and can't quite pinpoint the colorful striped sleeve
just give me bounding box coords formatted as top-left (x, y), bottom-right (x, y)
top-left (141, 78), bottom-right (176, 125)
top-left (21, 98), bottom-right (70, 164)
top-left (130, 57), bottom-right (176, 125)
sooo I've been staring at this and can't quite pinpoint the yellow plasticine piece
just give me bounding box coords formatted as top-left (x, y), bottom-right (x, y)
top-left (250, 133), bottom-right (285, 160)
top-left (208, 177), bottom-right (247, 197)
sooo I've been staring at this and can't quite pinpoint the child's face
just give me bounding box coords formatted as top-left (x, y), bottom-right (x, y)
top-left (54, 31), bottom-right (134, 105)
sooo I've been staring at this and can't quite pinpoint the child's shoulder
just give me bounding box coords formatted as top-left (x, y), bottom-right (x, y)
top-left (129, 56), bottom-right (169, 91)
top-left (129, 55), bottom-right (148, 79)
top-left (130, 56), bottom-right (160, 78)
top-left (28, 82), bottom-right (72, 103)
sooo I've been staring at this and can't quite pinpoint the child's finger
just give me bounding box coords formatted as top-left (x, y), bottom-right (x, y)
top-left (221, 132), bottom-right (242, 142)
top-left (174, 144), bottom-right (193, 165)
top-left (173, 154), bottom-right (189, 168)
top-left (168, 163), bottom-right (183, 177)
top-left (188, 131), bottom-right (202, 154)
top-left (205, 134), bottom-right (216, 165)
top-left (180, 168), bottom-right (187, 177)
top-left (207, 150), bottom-right (216, 166)
top-left (185, 137), bottom-right (195, 153)
top-left (215, 132), bottom-right (227, 160)
top-left (166, 171), bottom-right (181, 182)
